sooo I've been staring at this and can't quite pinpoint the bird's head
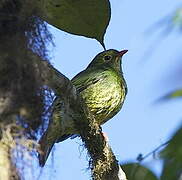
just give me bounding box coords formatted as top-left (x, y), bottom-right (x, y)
top-left (87, 49), bottom-right (128, 72)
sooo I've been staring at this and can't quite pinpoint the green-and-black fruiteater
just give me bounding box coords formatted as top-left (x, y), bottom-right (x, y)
top-left (39, 49), bottom-right (128, 166)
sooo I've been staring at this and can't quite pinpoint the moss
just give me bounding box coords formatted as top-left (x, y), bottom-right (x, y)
top-left (0, 0), bottom-right (53, 137)
top-left (0, 1), bottom-right (55, 178)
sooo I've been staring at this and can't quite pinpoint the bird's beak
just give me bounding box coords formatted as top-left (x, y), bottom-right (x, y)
top-left (118, 50), bottom-right (128, 57)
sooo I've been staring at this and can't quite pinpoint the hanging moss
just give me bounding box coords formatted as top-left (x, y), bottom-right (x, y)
top-left (0, 1), bottom-right (55, 179)
top-left (0, 0), bottom-right (53, 138)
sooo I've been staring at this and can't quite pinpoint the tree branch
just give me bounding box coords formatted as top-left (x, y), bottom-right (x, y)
top-left (0, 124), bottom-right (21, 180)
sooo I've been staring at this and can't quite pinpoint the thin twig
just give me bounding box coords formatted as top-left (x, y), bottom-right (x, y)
top-left (137, 140), bottom-right (170, 162)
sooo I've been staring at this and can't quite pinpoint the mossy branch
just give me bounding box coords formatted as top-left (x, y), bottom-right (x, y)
top-left (0, 0), bottom-right (52, 179)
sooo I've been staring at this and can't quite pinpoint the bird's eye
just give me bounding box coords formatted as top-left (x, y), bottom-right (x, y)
top-left (104, 55), bottom-right (112, 61)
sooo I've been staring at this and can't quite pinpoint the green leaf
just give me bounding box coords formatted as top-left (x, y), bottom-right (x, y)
top-left (162, 89), bottom-right (182, 100)
top-left (168, 89), bottom-right (182, 98)
top-left (42, 0), bottom-right (111, 48)
top-left (160, 126), bottom-right (182, 180)
top-left (172, 8), bottom-right (182, 28)
top-left (157, 89), bottom-right (182, 103)
top-left (121, 163), bottom-right (158, 180)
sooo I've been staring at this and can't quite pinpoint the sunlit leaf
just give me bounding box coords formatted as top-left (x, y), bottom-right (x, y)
top-left (164, 89), bottom-right (182, 99)
top-left (173, 8), bottom-right (182, 28)
top-left (121, 163), bottom-right (158, 180)
top-left (41, 0), bottom-right (111, 48)
top-left (160, 126), bottom-right (182, 180)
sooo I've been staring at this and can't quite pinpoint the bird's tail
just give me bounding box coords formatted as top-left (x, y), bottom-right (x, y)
top-left (38, 130), bottom-right (56, 167)
top-left (38, 132), bottom-right (72, 167)
top-left (38, 97), bottom-right (74, 167)
top-left (38, 97), bottom-right (62, 167)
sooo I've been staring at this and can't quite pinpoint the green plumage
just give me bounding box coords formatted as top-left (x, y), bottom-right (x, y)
top-left (39, 49), bottom-right (128, 166)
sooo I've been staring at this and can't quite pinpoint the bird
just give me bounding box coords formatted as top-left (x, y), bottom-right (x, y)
top-left (38, 49), bottom-right (128, 166)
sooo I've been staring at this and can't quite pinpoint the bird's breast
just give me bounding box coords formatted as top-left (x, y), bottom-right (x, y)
top-left (79, 71), bottom-right (126, 124)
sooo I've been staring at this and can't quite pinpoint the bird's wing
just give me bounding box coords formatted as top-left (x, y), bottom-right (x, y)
top-left (71, 69), bottom-right (105, 93)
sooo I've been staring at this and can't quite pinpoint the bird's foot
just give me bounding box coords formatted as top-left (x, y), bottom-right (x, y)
top-left (102, 132), bottom-right (109, 142)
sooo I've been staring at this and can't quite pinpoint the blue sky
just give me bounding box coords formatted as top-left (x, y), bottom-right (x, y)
top-left (36, 0), bottom-right (182, 179)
